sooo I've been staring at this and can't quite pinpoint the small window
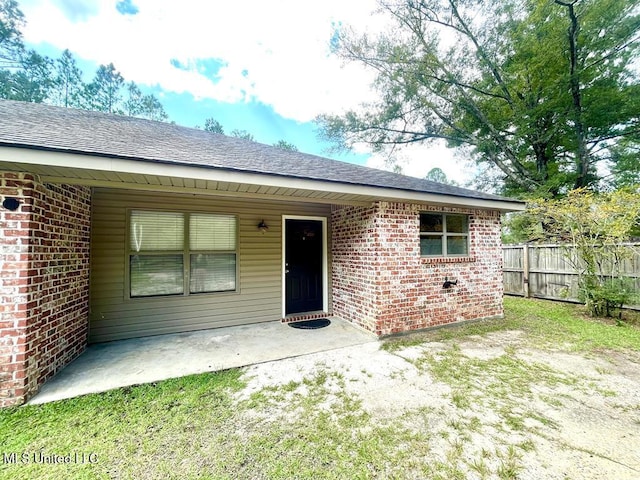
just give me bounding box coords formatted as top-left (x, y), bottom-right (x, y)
top-left (419, 213), bottom-right (469, 257)
top-left (129, 210), bottom-right (237, 298)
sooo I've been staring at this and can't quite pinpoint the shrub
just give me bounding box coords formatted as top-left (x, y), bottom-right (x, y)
top-left (529, 188), bottom-right (640, 318)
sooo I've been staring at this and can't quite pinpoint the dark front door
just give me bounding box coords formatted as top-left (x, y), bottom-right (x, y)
top-left (285, 219), bottom-right (323, 314)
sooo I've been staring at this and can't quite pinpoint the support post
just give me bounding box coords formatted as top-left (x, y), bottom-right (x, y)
top-left (523, 244), bottom-right (530, 298)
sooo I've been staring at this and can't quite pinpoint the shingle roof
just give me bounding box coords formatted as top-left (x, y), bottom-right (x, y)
top-left (0, 99), bottom-right (518, 203)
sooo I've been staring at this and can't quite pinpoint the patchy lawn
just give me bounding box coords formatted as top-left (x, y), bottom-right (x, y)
top-left (1, 297), bottom-right (640, 479)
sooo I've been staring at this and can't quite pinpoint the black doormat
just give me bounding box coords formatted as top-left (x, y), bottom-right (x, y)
top-left (288, 319), bottom-right (331, 330)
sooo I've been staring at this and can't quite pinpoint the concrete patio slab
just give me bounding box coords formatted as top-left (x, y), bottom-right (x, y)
top-left (28, 317), bottom-right (377, 405)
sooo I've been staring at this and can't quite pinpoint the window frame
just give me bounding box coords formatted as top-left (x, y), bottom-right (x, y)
top-left (419, 213), bottom-right (470, 258)
top-left (126, 209), bottom-right (239, 299)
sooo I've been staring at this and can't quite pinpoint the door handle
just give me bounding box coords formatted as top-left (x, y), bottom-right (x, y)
top-left (285, 269), bottom-right (290, 274)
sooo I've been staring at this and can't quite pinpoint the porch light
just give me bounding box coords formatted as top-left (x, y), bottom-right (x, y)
top-left (258, 219), bottom-right (269, 234)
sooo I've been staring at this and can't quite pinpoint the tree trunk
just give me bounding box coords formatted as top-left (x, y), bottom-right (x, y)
top-left (556, 0), bottom-right (589, 188)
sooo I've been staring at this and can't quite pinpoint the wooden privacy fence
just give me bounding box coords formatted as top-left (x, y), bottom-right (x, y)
top-left (503, 243), bottom-right (640, 307)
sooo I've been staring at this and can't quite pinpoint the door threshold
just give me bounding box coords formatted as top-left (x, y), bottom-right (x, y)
top-left (282, 311), bottom-right (330, 323)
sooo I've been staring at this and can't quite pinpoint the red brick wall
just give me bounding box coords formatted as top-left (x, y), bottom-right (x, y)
top-left (331, 204), bottom-right (380, 332)
top-left (331, 201), bottom-right (503, 336)
top-left (0, 172), bottom-right (91, 406)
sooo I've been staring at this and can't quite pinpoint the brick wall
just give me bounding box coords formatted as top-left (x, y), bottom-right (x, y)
top-left (0, 172), bottom-right (91, 406)
top-left (331, 204), bottom-right (380, 332)
top-left (332, 201), bottom-right (503, 336)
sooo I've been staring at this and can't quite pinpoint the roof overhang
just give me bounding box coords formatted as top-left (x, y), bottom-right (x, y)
top-left (0, 146), bottom-right (526, 212)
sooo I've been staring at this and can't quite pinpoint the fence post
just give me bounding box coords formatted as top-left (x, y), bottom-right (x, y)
top-left (523, 244), bottom-right (530, 298)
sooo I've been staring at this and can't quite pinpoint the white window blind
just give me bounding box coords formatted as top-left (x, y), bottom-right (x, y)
top-left (190, 214), bottom-right (236, 251)
top-left (130, 211), bottom-right (184, 252)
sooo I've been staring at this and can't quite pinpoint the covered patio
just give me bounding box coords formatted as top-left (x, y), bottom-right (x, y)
top-left (28, 317), bottom-right (377, 405)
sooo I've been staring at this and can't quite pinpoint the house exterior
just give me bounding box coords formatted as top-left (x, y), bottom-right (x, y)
top-left (0, 99), bottom-right (524, 406)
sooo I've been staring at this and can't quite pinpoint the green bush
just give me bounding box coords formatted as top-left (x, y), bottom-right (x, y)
top-left (580, 276), bottom-right (638, 322)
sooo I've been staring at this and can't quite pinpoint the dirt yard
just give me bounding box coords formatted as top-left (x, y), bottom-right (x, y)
top-left (238, 329), bottom-right (640, 479)
top-left (4, 299), bottom-right (639, 479)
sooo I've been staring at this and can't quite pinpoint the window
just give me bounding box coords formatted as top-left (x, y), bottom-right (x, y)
top-left (129, 210), bottom-right (236, 298)
top-left (419, 213), bottom-right (469, 257)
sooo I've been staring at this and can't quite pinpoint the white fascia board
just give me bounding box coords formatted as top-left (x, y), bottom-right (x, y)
top-left (0, 146), bottom-right (526, 212)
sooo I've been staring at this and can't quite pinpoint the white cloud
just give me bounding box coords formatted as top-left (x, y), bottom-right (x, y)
top-left (20, 0), bottom-right (381, 121)
top-left (19, 0), bottom-right (478, 180)
top-left (364, 141), bottom-right (476, 185)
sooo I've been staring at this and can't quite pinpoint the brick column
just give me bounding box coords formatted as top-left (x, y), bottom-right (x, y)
top-left (0, 173), bottom-right (33, 406)
top-left (0, 172), bottom-right (91, 406)
top-left (331, 204), bottom-right (381, 333)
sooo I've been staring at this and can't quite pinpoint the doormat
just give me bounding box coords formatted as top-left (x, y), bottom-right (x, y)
top-left (288, 319), bottom-right (331, 330)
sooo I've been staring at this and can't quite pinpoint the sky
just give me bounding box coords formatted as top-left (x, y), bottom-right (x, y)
top-left (17, 0), bottom-right (473, 184)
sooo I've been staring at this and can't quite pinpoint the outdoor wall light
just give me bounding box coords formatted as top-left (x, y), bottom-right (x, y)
top-left (442, 277), bottom-right (458, 289)
top-left (2, 197), bottom-right (20, 211)
top-left (258, 219), bottom-right (269, 234)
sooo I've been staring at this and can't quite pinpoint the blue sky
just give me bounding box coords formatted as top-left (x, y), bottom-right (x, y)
top-left (17, 0), bottom-right (470, 182)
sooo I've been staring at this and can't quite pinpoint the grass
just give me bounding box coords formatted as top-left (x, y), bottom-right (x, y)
top-left (0, 370), bottom-right (245, 479)
top-left (383, 296), bottom-right (640, 353)
top-left (0, 368), bottom-right (430, 479)
top-left (1, 297), bottom-right (639, 479)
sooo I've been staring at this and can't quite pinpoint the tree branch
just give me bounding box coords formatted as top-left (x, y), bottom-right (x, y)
top-left (447, 0), bottom-right (514, 106)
